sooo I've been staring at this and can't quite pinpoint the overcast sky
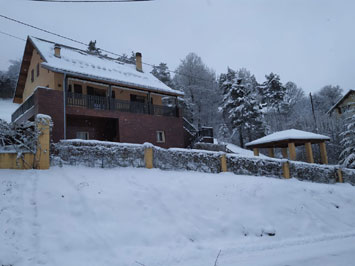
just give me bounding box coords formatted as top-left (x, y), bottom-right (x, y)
top-left (0, 0), bottom-right (354, 93)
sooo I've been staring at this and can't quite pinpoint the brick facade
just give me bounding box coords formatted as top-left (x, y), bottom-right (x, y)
top-left (27, 88), bottom-right (185, 148)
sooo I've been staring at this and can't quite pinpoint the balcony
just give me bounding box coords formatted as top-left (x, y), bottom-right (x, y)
top-left (66, 92), bottom-right (179, 117)
top-left (12, 93), bottom-right (35, 122)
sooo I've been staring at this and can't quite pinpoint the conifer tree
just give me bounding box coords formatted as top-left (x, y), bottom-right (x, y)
top-left (258, 72), bottom-right (286, 112)
top-left (220, 68), bottom-right (264, 147)
top-left (87, 40), bottom-right (101, 55)
top-left (339, 111), bottom-right (355, 169)
top-left (151, 63), bottom-right (173, 87)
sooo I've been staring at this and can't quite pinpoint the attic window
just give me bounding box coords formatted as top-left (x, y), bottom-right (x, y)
top-left (31, 69), bottom-right (34, 83)
top-left (36, 63), bottom-right (40, 77)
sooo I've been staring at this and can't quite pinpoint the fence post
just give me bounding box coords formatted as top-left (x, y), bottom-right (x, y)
top-left (220, 154), bottom-right (227, 172)
top-left (35, 114), bottom-right (51, 170)
top-left (144, 145), bottom-right (153, 169)
top-left (336, 168), bottom-right (343, 183)
top-left (282, 161), bottom-right (290, 179)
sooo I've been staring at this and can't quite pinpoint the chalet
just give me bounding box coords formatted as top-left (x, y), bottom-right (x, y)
top-left (12, 36), bottom-right (189, 148)
top-left (327, 89), bottom-right (355, 117)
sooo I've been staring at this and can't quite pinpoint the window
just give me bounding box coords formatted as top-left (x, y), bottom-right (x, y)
top-left (76, 132), bottom-right (89, 140)
top-left (156, 131), bottom-right (165, 143)
top-left (36, 63), bottom-right (40, 77)
top-left (74, 84), bottom-right (83, 94)
top-left (31, 69), bottom-right (34, 82)
top-left (112, 90), bottom-right (116, 99)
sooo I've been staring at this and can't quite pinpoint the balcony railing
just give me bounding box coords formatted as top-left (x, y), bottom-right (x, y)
top-left (66, 92), bottom-right (179, 117)
top-left (11, 94), bottom-right (35, 122)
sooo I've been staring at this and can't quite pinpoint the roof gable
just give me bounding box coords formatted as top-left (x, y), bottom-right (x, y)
top-left (327, 89), bottom-right (355, 114)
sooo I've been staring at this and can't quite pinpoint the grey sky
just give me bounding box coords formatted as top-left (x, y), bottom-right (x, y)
top-left (0, 0), bottom-right (354, 93)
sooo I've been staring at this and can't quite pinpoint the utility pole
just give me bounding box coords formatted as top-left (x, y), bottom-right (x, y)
top-left (309, 92), bottom-right (318, 132)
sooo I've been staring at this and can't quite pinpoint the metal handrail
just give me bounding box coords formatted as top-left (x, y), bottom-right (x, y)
top-left (67, 92), bottom-right (179, 117)
top-left (11, 94), bottom-right (35, 122)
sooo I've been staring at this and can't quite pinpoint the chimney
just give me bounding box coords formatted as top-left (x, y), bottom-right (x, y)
top-left (136, 52), bottom-right (142, 72)
top-left (54, 44), bottom-right (61, 58)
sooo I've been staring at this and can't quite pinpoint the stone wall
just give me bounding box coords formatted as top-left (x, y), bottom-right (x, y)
top-left (51, 140), bottom-right (355, 186)
top-left (52, 140), bottom-right (145, 168)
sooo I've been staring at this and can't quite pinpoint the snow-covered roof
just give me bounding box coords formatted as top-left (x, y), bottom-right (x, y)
top-left (29, 36), bottom-right (183, 96)
top-left (327, 89), bottom-right (355, 114)
top-left (245, 129), bottom-right (330, 147)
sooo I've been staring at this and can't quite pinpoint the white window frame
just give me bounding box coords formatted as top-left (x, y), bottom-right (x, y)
top-left (156, 131), bottom-right (165, 143)
top-left (76, 131), bottom-right (89, 140)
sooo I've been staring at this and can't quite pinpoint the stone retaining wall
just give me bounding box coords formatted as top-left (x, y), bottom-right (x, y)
top-left (51, 140), bottom-right (355, 185)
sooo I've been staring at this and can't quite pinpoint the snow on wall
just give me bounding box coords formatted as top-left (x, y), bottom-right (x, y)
top-left (51, 140), bottom-right (355, 185)
top-left (153, 147), bottom-right (221, 173)
top-left (288, 161), bottom-right (337, 184)
top-left (342, 168), bottom-right (355, 185)
top-left (52, 140), bottom-right (145, 168)
top-left (227, 154), bottom-right (284, 178)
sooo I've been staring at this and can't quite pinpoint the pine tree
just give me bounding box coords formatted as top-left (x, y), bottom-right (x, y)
top-left (220, 68), bottom-right (264, 147)
top-left (117, 52), bottom-right (136, 64)
top-left (258, 72), bottom-right (286, 112)
top-left (339, 111), bottom-right (355, 169)
top-left (151, 63), bottom-right (173, 87)
top-left (87, 40), bottom-right (101, 55)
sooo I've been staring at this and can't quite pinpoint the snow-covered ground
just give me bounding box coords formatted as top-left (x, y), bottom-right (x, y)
top-left (0, 98), bottom-right (18, 122)
top-left (1, 166), bottom-right (355, 266)
top-left (226, 142), bottom-right (267, 158)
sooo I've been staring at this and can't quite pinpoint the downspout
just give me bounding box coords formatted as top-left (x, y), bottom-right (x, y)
top-left (63, 73), bottom-right (67, 139)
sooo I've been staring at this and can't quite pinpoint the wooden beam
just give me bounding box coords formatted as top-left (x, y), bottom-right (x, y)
top-left (281, 148), bottom-right (288, 158)
top-left (305, 142), bottom-right (314, 163)
top-left (253, 148), bottom-right (259, 156)
top-left (282, 162), bottom-right (290, 179)
top-left (288, 142), bottom-right (297, 160)
top-left (319, 142), bottom-right (328, 164)
top-left (268, 148), bottom-right (275, 158)
top-left (220, 154), bottom-right (227, 172)
top-left (337, 169), bottom-right (343, 183)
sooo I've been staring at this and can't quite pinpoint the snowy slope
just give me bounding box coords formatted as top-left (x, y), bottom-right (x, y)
top-left (1, 166), bottom-right (355, 266)
top-left (226, 143), bottom-right (267, 157)
top-left (0, 98), bottom-right (18, 122)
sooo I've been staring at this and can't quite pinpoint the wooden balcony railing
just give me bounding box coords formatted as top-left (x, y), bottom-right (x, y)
top-left (66, 92), bottom-right (179, 117)
top-left (11, 94), bottom-right (35, 122)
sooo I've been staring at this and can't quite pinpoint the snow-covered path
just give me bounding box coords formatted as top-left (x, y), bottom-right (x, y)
top-left (1, 166), bottom-right (355, 266)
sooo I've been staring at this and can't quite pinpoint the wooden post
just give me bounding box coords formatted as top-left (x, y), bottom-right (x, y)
top-left (144, 147), bottom-right (153, 169)
top-left (253, 148), bottom-right (259, 156)
top-left (35, 115), bottom-right (51, 170)
top-left (281, 148), bottom-right (288, 159)
top-left (268, 148), bottom-right (275, 158)
top-left (288, 142), bottom-right (297, 161)
top-left (220, 154), bottom-right (227, 172)
top-left (305, 142), bottom-right (314, 164)
top-left (319, 142), bottom-right (328, 165)
top-left (337, 168), bottom-right (343, 183)
top-left (282, 161), bottom-right (290, 179)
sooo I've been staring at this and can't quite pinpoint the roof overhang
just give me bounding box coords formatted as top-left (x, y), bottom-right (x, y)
top-left (245, 138), bottom-right (330, 149)
top-left (42, 64), bottom-right (184, 97)
top-left (326, 89), bottom-right (355, 115)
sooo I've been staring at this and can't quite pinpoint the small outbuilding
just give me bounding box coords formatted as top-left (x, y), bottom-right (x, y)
top-left (245, 129), bottom-right (330, 164)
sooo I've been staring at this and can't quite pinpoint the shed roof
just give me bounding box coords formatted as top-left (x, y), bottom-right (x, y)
top-left (245, 129), bottom-right (330, 148)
